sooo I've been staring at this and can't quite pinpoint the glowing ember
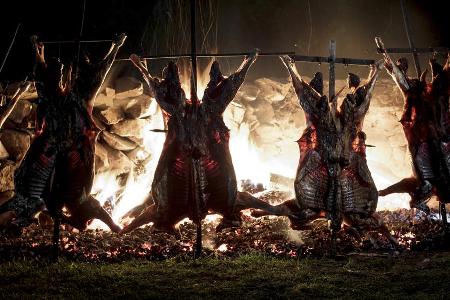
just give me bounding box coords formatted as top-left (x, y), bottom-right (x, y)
top-left (216, 243), bottom-right (228, 252)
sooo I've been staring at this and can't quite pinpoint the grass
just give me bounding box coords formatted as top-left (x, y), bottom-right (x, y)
top-left (0, 252), bottom-right (449, 299)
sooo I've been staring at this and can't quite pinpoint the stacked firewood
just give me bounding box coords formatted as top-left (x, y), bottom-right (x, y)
top-left (0, 83), bottom-right (37, 205)
top-left (92, 76), bottom-right (156, 180)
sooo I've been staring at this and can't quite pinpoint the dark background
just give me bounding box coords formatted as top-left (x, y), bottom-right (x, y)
top-left (0, 0), bottom-right (449, 82)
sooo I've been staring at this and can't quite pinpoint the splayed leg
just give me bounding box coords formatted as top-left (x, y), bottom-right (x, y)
top-left (90, 205), bottom-right (121, 233)
top-left (216, 192), bottom-right (297, 232)
top-left (236, 192), bottom-right (295, 216)
top-left (120, 204), bottom-right (158, 234)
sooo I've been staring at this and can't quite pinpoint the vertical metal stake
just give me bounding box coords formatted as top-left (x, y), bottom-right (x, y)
top-left (400, 0), bottom-right (421, 77)
top-left (329, 40), bottom-right (336, 114)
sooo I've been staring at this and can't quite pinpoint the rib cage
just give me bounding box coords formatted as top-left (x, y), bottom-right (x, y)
top-left (295, 150), bottom-right (328, 210)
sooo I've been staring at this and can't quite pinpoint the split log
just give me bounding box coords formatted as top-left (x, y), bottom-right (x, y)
top-left (104, 144), bottom-right (132, 175)
top-left (0, 160), bottom-right (17, 192)
top-left (95, 106), bottom-right (124, 125)
top-left (124, 95), bottom-right (154, 119)
top-left (110, 119), bottom-right (149, 138)
top-left (7, 100), bottom-right (33, 124)
top-left (114, 77), bottom-right (143, 100)
top-left (94, 142), bottom-right (110, 173)
top-left (0, 129), bottom-right (31, 161)
top-left (101, 131), bottom-right (137, 151)
top-left (95, 87), bottom-right (116, 107)
top-left (0, 141), bottom-right (9, 160)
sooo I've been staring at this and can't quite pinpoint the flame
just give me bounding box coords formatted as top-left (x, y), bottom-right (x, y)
top-left (90, 100), bottom-right (165, 229)
top-left (229, 123), bottom-right (271, 187)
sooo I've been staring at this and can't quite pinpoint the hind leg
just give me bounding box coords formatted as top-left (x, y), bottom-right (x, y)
top-left (345, 213), bottom-right (399, 248)
top-left (378, 177), bottom-right (430, 213)
top-left (250, 198), bottom-right (321, 231)
top-left (214, 191), bottom-right (294, 232)
top-left (56, 146), bottom-right (120, 232)
top-left (66, 196), bottom-right (121, 233)
top-left (236, 192), bottom-right (295, 216)
top-left (120, 204), bottom-right (157, 234)
top-left (120, 203), bottom-right (183, 237)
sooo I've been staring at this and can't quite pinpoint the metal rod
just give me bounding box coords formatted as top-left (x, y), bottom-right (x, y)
top-left (74, 0), bottom-right (87, 80)
top-left (0, 23), bottom-right (21, 75)
top-left (329, 40), bottom-right (336, 107)
top-left (377, 47), bottom-right (449, 54)
top-left (190, 0), bottom-right (197, 100)
top-left (400, 0), bottom-right (421, 77)
top-left (291, 55), bottom-right (375, 66)
top-left (115, 51), bottom-right (295, 61)
top-left (43, 39), bottom-right (113, 44)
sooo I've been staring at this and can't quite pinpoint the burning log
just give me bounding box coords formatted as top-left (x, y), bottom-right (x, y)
top-left (254, 78), bottom-right (291, 102)
top-left (237, 84), bottom-right (260, 101)
top-left (2, 81), bottom-right (38, 101)
top-left (125, 146), bottom-right (151, 165)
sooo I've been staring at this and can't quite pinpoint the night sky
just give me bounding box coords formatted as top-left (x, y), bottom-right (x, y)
top-left (0, 0), bottom-right (449, 82)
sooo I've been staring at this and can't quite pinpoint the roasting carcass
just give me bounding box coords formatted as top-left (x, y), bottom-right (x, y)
top-left (0, 34), bottom-right (127, 234)
top-left (121, 52), bottom-right (284, 235)
top-left (376, 38), bottom-right (450, 229)
top-left (252, 56), bottom-right (397, 253)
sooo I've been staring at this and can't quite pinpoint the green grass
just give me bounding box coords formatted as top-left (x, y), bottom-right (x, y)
top-left (1, 252), bottom-right (449, 299)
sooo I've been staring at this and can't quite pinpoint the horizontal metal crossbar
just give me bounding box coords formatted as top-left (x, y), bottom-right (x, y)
top-left (377, 47), bottom-right (449, 54)
top-left (42, 39), bottom-right (113, 44)
top-left (290, 55), bottom-right (375, 66)
top-left (115, 51), bottom-right (296, 61)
